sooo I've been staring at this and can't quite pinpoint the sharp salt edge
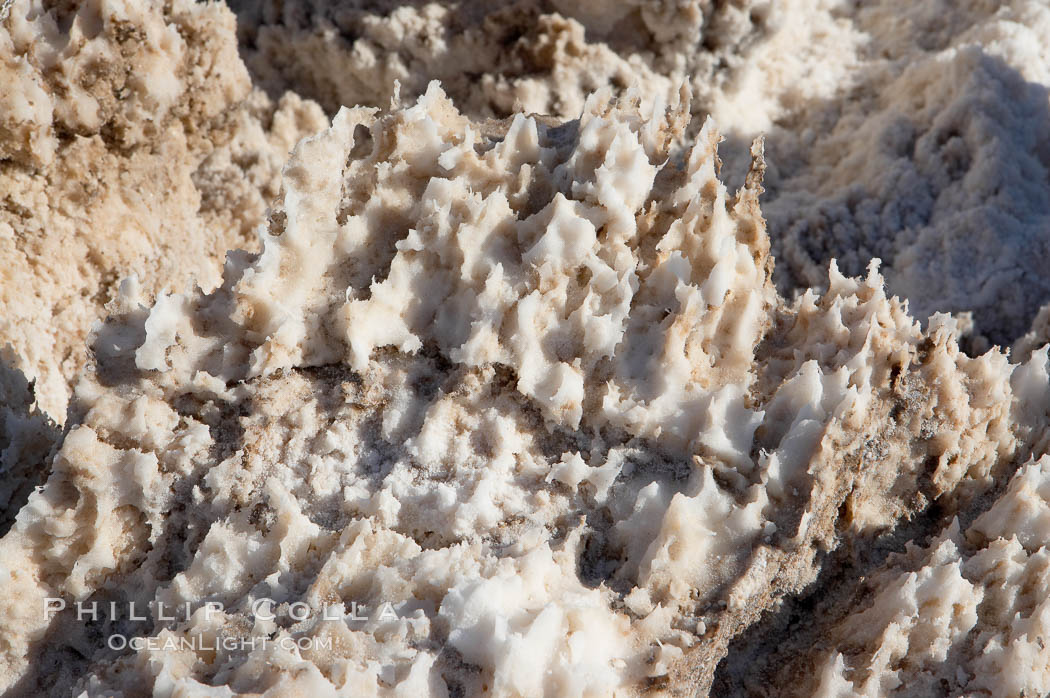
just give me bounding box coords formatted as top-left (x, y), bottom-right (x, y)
top-left (2, 83), bottom-right (1050, 697)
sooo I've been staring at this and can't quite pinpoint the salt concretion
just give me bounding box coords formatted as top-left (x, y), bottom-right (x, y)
top-left (2, 0), bottom-right (1050, 696)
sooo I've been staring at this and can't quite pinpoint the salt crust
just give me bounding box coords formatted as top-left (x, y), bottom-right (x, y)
top-left (1, 82), bottom-right (1048, 696)
top-left (3, 0), bottom-right (1050, 694)
top-left (230, 0), bottom-right (1050, 347)
top-left (0, 0), bottom-right (327, 419)
top-left (714, 346), bottom-right (1050, 696)
top-left (806, 451), bottom-right (1050, 698)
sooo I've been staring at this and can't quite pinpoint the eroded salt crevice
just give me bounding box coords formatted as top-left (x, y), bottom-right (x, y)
top-left (0, 348), bottom-right (60, 537)
top-left (0, 83), bottom-right (1046, 697)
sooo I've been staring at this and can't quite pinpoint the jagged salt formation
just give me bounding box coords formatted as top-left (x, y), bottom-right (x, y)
top-left (228, 0), bottom-right (1050, 349)
top-left (813, 452), bottom-right (1050, 698)
top-left (723, 369), bottom-right (1050, 697)
top-left (1, 84), bottom-right (1045, 697)
top-left (762, 0), bottom-right (1050, 350)
top-left (717, 347), bottom-right (1050, 697)
top-left (0, 0), bottom-right (327, 419)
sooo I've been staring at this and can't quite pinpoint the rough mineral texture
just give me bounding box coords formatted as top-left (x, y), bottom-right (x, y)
top-left (2, 0), bottom-right (1050, 697)
top-left (0, 83), bottom-right (1047, 696)
top-left (0, 0), bottom-right (327, 419)
top-left (228, 0), bottom-right (1050, 347)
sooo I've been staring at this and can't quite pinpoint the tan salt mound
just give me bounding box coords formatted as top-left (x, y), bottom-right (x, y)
top-left (1, 83), bottom-right (1047, 697)
top-left (0, 0), bottom-right (327, 420)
